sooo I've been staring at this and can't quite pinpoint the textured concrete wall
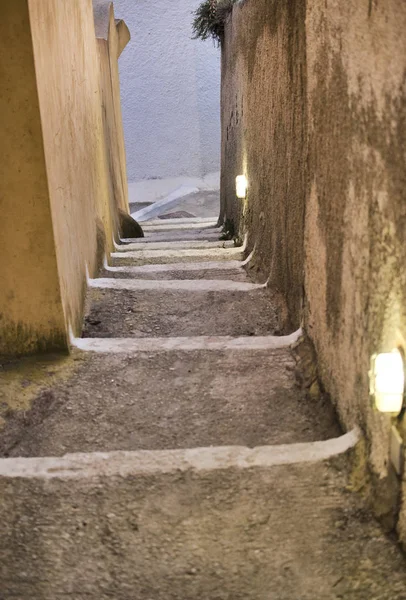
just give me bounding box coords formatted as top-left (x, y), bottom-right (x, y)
top-left (0, 0), bottom-right (130, 355)
top-left (113, 0), bottom-right (221, 183)
top-left (221, 0), bottom-right (406, 538)
top-left (305, 0), bottom-right (406, 525)
top-left (221, 0), bottom-right (307, 329)
top-left (0, 0), bottom-right (67, 355)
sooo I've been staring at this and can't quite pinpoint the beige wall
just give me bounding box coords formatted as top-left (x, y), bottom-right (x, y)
top-left (221, 0), bottom-right (307, 329)
top-left (0, 0), bottom-right (67, 355)
top-left (305, 0), bottom-right (406, 535)
top-left (0, 0), bottom-right (130, 355)
top-left (94, 0), bottom-right (130, 224)
top-left (221, 0), bottom-right (406, 540)
top-left (29, 0), bottom-right (115, 335)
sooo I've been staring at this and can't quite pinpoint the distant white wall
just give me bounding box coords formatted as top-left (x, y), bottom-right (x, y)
top-left (114, 0), bottom-right (221, 185)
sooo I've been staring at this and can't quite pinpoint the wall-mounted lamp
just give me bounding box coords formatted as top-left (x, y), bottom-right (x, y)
top-left (370, 350), bottom-right (405, 414)
top-left (236, 175), bottom-right (248, 199)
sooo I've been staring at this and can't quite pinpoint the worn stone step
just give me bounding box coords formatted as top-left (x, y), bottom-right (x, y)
top-left (123, 230), bottom-right (222, 243)
top-left (110, 246), bottom-right (244, 266)
top-left (115, 239), bottom-right (233, 252)
top-left (2, 431), bottom-right (406, 600)
top-left (143, 216), bottom-right (218, 226)
top-left (0, 346), bottom-right (339, 458)
top-left (101, 265), bottom-right (251, 281)
top-left (142, 221), bottom-right (219, 233)
top-left (89, 277), bottom-right (264, 293)
top-left (83, 288), bottom-right (281, 338)
top-left (106, 258), bottom-right (250, 277)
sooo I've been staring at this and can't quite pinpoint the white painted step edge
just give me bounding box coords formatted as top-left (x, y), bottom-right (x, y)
top-left (104, 260), bottom-right (244, 274)
top-left (70, 329), bottom-right (302, 353)
top-left (88, 278), bottom-right (266, 293)
top-left (111, 247), bottom-right (244, 261)
top-left (142, 217), bottom-right (219, 226)
top-left (0, 429), bottom-right (361, 479)
top-left (121, 232), bottom-right (222, 244)
top-left (114, 240), bottom-right (232, 252)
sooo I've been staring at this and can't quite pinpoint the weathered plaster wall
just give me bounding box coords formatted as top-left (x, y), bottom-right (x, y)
top-left (0, 0), bottom-right (130, 355)
top-left (94, 0), bottom-right (130, 216)
top-left (221, 0), bottom-right (307, 328)
top-left (28, 0), bottom-right (114, 336)
top-left (222, 0), bottom-right (406, 538)
top-left (305, 0), bottom-right (406, 526)
top-left (113, 0), bottom-right (221, 183)
top-left (0, 0), bottom-right (67, 355)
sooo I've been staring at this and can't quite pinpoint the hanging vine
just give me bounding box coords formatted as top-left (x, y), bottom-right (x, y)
top-left (192, 0), bottom-right (237, 45)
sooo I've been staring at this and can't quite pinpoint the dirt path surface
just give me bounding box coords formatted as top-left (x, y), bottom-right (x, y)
top-left (0, 349), bottom-right (340, 457)
top-left (1, 214), bottom-right (406, 599)
top-left (82, 288), bottom-right (283, 338)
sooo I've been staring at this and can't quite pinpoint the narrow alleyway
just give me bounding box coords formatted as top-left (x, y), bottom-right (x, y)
top-left (1, 213), bottom-right (406, 599)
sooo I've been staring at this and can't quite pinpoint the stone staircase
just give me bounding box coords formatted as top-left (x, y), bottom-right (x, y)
top-left (1, 216), bottom-right (406, 599)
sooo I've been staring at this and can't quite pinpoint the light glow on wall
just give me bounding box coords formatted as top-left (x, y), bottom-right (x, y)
top-left (370, 350), bottom-right (405, 414)
top-left (236, 175), bottom-right (248, 199)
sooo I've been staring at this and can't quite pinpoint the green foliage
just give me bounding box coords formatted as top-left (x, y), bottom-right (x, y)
top-left (192, 0), bottom-right (236, 45)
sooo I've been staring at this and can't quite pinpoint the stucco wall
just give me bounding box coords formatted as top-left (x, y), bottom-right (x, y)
top-left (28, 0), bottom-right (114, 336)
top-left (94, 0), bottom-right (130, 216)
top-left (0, 0), bottom-right (130, 355)
top-left (113, 0), bottom-right (221, 183)
top-left (0, 0), bottom-right (67, 355)
top-left (221, 0), bottom-right (307, 329)
top-left (305, 0), bottom-right (406, 524)
top-left (221, 0), bottom-right (406, 538)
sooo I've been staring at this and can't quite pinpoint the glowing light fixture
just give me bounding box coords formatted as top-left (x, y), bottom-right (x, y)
top-left (236, 175), bottom-right (248, 199)
top-left (370, 350), bottom-right (405, 414)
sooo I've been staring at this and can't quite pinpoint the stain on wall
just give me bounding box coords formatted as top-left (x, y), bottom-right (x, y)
top-left (0, 0), bottom-right (130, 355)
top-left (305, 0), bottom-right (406, 527)
top-left (222, 0), bottom-right (406, 540)
top-left (0, 0), bottom-right (67, 356)
top-left (221, 0), bottom-right (308, 329)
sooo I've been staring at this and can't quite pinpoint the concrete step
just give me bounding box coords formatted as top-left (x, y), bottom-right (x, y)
top-left (89, 277), bottom-right (264, 293)
top-left (142, 221), bottom-right (219, 232)
top-left (101, 265), bottom-right (251, 282)
top-left (143, 216), bottom-right (218, 226)
top-left (110, 246), bottom-right (244, 266)
top-left (0, 344), bottom-right (338, 458)
top-left (105, 259), bottom-right (250, 279)
top-left (82, 287), bottom-right (281, 338)
top-left (123, 230), bottom-right (223, 243)
top-left (2, 431), bottom-right (406, 600)
top-left (115, 239), bottom-right (233, 252)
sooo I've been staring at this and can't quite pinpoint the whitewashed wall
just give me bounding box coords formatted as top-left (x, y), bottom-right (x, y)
top-left (114, 0), bottom-right (221, 187)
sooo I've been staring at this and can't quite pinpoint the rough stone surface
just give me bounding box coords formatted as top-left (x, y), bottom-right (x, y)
top-left (1, 458), bottom-right (406, 599)
top-left (1, 218), bottom-right (406, 595)
top-left (82, 288), bottom-right (283, 338)
top-left (220, 0), bottom-right (406, 543)
top-left (101, 266), bottom-right (251, 282)
top-left (220, 0), bottom-right (307, 328)
top-left (0, 349), bottom-right (340, 457)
